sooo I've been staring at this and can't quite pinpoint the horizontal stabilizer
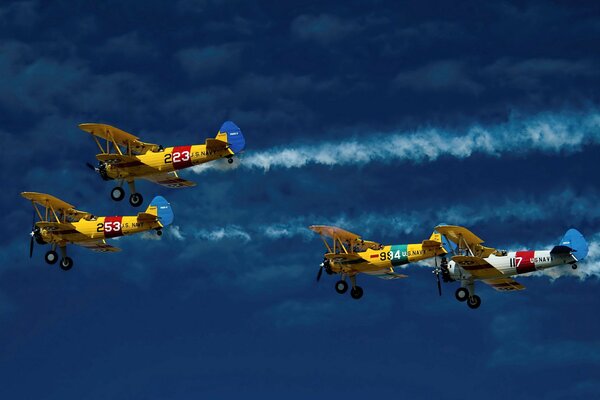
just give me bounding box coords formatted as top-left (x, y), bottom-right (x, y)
top-left (550, 245), bottom-right (573, 255)
top-left (422, 239), bottom-right (442, 248)
top-left (137, 212), bottom-right (158, 222)
top-left (206, 138), bottom-right (228, 150)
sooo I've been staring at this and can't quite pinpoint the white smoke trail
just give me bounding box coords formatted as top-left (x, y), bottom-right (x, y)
top-left (193, 225), bottom-right (251, 242)
top-left (192, 110), bottom-right (600, 173)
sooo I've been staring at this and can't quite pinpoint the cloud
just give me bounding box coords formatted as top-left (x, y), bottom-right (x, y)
top-left (394, 60), bottom-right (483, 94)
top-left (192, 110), bottom-right (600, 173)
top-left (0, 0), bottom-right (38, 28)
top-left (175, 44), bottom-right (242, 78)
top-left (192, 225), bottom-right (251, 242)
top-left (290, 14), bottom-right (360, 44)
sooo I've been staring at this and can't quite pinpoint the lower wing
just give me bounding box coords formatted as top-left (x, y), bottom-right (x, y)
top-left (482, 277), bottom-right (526, 292)
top-left (142, 171), bottom-right (196, 188)
top-left (74, 240), bottom-right (121, 253)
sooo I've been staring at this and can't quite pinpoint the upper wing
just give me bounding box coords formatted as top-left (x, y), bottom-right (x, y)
top-left (436, 225), bottom-right (497, 257)
top-left (482, 277), bottom-right (526, 292)
top-left (74, 240), bottom-right (121, 253)
top-left (142, 171), bottom-right (196, 188)
top-left (22, 192), bottom-right (74, 211)
top-left (80, 123), bottom-right (160, 154)
top-left (452, 255), bottom-right (503, 279)
top-left (310, 225), bottom-right (362, 242)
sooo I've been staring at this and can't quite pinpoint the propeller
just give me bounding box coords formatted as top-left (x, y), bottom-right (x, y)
top-left (433, 256), bottom-right (442, 296)
top-left (316, 263), bottom-right (324, 282)
top-left (85, 162), bottom-right (98, 172)
top-left (29, 210), bottom-right (35, 258)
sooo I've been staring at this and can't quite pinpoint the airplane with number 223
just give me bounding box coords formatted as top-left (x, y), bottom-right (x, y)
top-left (432, 225), bottom-right (589, 309)
top-left (80, 121), bottom-right (246, 207)
top-left (309, 225), bottom-right (447, 299)
top-left (22, 192), bottom-right (174, 271)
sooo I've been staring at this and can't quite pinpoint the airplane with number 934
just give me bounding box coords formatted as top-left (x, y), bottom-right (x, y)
top-left (431, 225), bottom-right (589, 309)
top-left (22, 192), bottom-right (174, 271)
top-left (309, 225), bottom-right (447, 299)
top-left (80, 120), bottom-right (246, 207)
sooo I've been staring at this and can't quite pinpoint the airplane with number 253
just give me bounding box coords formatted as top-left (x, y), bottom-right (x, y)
top-left (432, 225), bottom-right (589, 309)
top-left (309, 225), bottom-right (447, 299)
top-left (80, 121), bottom-right (246, 207)
top-left (22, 192), bottom-right (174, 271)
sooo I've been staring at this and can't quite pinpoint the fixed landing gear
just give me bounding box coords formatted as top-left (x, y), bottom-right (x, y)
top-left (455, 287), bottom-right (469, 302)
top-left (45, 250), bottom-right (58, 265)
top-left (572, 264), bottom-right (578, 270)
top-left (111, 186), bottom-right (125, 201)
top-left (467, 295), bottom-right (482, 309)
top-left (455, 286), bottom-right (481, 309)
top-left (335, 280), bottom-right (348, 294)
top-left (129, 193), bottom-right (143, 207)
top-left (156, 229), bottom-right (163, 236)
top-left (350, 286), bottom-right (364, 300)
top-left (60, 257), bottom-right (74, 271)
top-left (227, 157), bottom-right (234, 164)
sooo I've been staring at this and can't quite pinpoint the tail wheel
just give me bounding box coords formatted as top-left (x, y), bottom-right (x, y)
top-left (44, 250), bottom-right (58, 265)
top-left (60, 257), bottom-right (74, 271)
top-left (227, 158), bottom-right (234, 164)
top-left (129, 193), bottom-right (144, 207)
top-left (335, 280), bottom-right (348, 294)
top-left (156, 229), bottom-right (163, 236)
top-left (350, 286), bottom-right (364, 300)
top-left (571, 264), bottom-right (578, 270)
top-left (455, 287), bottom-right (469, 302)
top-left (111, 187), bottom-right (125, 201)
top-left (467, 295), bottom-right (481, 309)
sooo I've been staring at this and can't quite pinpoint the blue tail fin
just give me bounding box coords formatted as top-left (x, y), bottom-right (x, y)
top-left (559, 228), bottom-right (588, 261)
top-left (219, 121), bottom-right (245, 153)
top-left (146, 196), bottom-right (174, 227)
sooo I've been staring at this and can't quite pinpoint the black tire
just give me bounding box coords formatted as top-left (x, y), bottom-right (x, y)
top-left (350, 286), bottom-right (364, 300)
top-left (455, 287), bottom-right (469, 302)
top-left (335, 280), bottom-right (348, 294)
top-left (467, 295), bottom-right (481, 309)
top-left (129, 193), bottom-right (143, 207)
top-left (59, 257), bottom-right (74, 271)
top-left (227, 157), bottom-right (234, 164)
top-left (571, 264), bottom-right (578, 270)
top-left (44, 250), bottom-right (58, 265)
top-left (156, 229), bottom-right (163, 236)
top-left (111, 187), bottom-right (125, 201)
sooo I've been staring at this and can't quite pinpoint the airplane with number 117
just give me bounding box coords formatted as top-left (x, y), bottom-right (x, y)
top-left (81, 121), bottom-right (245, 207)
top-left (22, 192), bottom-right (174, 271)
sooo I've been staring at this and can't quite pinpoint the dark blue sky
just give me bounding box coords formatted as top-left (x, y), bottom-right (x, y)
top-left (1, 1), bottom-right (600, 398)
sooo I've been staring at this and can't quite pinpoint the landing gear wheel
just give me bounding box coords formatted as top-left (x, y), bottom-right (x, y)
top-left (350, 286), bottom-right (364, 300)
top-left (467, 295), bottom-right (481, 309)
top-left (59, 257), bottom-right (73, 271)
top-left (572, 264), bottom-right (578, 270)
top-left (156, 229), bottom-right (163, 236)
top-left (227, 157), bottom-right (234, 164)
top-left (129, 193), bottom-right (143, 207)
top-left (111, 187), bottom-right (125, 201)
top-left (44, 250), bottom-right (58, 265)
top-left (455, 287), bottom-right (469, 302)
top-left (335, 280), bottom-right (348, 294)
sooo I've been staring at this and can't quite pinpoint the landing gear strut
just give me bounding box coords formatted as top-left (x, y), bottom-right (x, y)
top-left (127, 180), bottom-right (143, 207)
top-left (58, 246), bottom-right (73, 271)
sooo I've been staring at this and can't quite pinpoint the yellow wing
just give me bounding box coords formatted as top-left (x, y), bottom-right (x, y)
top-left (435, 225), bottom-right (497, 257)
top-left (80, 123), bottom-right (160, 154)
top-left (452, 255), bottom-right (503, 279)
top-left (142, 171), bottom-right (196, 188)
top-left (74, 240), bottom-right (121, 253)
top-left (483, 277), bottom-right (526, 292)
top-left (22, 192), bottom-right (74, 211)
top-left (310, 225), bottom-right (362, 242)
top-left (96, 153), bottom-right (158, 176)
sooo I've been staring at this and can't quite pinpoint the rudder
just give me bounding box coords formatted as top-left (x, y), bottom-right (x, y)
top-left (145, 196), bottom-right (174, 227)
top-left (218, 121), bottom-right (245, 154)
top-left (559, 228), bottom-right (588, 261)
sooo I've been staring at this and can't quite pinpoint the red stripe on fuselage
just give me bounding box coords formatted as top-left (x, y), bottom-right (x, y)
top-left (516, 250), bottom-right (536, 274)
top-left (172, 145), bottom-right (193, 170)
top-left (104, 216), bottom-right (124, 239)
top-left (370, 254), bottom-right (379, 259)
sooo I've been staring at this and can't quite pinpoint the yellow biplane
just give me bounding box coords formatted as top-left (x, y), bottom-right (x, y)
top-left (309, 225), bottom-right (446, 299)
top-left (81, 120), bottom-right (245, 207)
top-left (22, 192), bottom-right (174, 271)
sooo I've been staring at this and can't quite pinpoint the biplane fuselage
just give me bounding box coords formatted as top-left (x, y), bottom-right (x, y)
top-left (99, 143), bottom-right (231, 184)
top-left (327, 243), bottom-right (445, 278)
top-left (37, 215), bottom-right (165, 245)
